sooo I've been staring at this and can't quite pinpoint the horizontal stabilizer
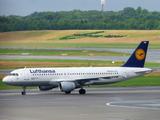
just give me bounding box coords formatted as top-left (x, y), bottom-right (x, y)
top-left (134, 68), bottom-right (152, 74)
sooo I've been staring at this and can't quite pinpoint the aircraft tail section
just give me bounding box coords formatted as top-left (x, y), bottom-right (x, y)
top-left (122, 41), bottom-right (149, 68)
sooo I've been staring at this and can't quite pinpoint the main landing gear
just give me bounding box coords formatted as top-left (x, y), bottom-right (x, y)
top-left (65, 88), bottom-right (86, 94)
top-left (21, 86), bottom-right (26, 95)
top-left (79, 88), bottom-right (86, 94)
top-left (65, 91), bottom-right (71, 94)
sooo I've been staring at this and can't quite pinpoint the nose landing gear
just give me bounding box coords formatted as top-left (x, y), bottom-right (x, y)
top-left (21, 86), bottom-right (26, 95)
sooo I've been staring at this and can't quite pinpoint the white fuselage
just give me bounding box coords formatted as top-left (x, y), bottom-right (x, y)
top-left (3, 67), bottom-right (152, 87)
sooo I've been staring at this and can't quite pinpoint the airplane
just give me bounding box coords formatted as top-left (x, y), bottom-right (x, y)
top-left (2, 41), bottom-right (152, 95)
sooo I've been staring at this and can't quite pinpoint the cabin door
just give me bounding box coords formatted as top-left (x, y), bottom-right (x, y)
top-left (123, 68), bottom-right (127, 78)
top-left (24, 70), bottom-right (29, 80)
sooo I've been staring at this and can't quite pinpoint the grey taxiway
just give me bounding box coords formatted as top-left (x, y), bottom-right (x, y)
top-left (0, 47), bottom-right (160, 63)
top-left (0, 87), bottom-right (160, 120)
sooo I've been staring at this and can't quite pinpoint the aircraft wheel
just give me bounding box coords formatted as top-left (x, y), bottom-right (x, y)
top-left (65, 91), bottom-right (71, 94)
top-left (21, 86), bottom-right (26, 95)
top-left (21, 91), bottom-right (26, 95)
top-left (79, 89), bottom-right (86, 94)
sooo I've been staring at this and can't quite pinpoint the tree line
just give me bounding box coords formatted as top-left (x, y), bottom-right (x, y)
top-left (0, 7), bottom-right (160, 32)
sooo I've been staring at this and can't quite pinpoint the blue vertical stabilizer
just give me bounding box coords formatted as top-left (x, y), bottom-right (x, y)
top-left (122, 41), bottom-right (149, 68)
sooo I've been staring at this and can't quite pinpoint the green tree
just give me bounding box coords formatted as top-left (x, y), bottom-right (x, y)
top-left (122, 7), bottom-right (136, 17)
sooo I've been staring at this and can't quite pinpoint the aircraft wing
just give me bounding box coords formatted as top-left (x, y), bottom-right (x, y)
top-left (53, 77), bottom-right (99, 83)
top-left (51, 75), bottom-right (118, 86)
top-left (71, 76), bottom-right (118, 83)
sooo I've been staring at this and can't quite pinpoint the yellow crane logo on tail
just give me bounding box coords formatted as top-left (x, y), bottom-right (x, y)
top-left (135, 49), bottom-right (145, 60)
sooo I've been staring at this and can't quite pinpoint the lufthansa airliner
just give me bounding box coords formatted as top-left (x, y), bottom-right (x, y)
top-left (2, 41), bottom-right (152, 95)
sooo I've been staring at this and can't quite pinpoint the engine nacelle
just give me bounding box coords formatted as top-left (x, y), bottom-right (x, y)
top-left (59, 82), bottom-right (76, 92)
top-left (38, 86), bottom-right (55, 91)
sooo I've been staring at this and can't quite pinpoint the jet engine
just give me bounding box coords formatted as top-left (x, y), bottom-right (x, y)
top-left (59, 82), bottom-right (76, 93)
top-left (38, 86), bottom-right (55, 91)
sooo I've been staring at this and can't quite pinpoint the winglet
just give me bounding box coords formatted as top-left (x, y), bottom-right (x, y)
top-left (122, 41), bottom-right (149, 68)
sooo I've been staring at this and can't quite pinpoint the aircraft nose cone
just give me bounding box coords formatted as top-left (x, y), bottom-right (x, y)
top-left (2, 77), bottom-right (11, 85)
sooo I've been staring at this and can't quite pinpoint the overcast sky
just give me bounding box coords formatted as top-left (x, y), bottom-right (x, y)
top-left (0, 0), bottom-right (160, 16)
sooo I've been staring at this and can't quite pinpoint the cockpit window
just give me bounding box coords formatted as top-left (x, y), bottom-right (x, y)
top-left (9, 73), bottom-right (19, 76)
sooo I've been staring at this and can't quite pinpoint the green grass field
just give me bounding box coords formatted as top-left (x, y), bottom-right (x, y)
top-left (92, 76), bottom-right (160, 87)
top-left (0, 42), bottom-right (159, 49)
top-left (0, 59), bottom-right (160, 69)
top-left (0, 48), bottom-right (130, 56)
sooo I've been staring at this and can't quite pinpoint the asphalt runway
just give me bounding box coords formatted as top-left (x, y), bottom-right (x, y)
top-left (0, 86), bottom-right (160, 120)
